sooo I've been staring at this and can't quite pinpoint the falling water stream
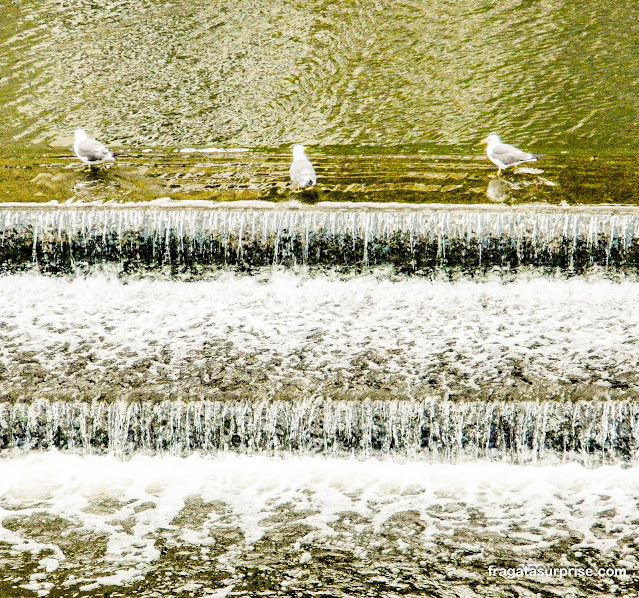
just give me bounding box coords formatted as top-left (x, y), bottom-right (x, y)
top-left (1, 205), bottom-right (639, 596)
top-left (4, 204), bottom-right (639, 275)
top-left (2, 0), bottom-right (639, 595)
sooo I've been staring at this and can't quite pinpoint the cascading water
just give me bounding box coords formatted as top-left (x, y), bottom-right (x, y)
top-left (3, 0), bottom-right (639, 591)
top-left (2, 205), bottom-right (639, 275)
top-left (2, 205), bottom-right (638, 597)
top-left (2, 398), bottom-right (639, 464)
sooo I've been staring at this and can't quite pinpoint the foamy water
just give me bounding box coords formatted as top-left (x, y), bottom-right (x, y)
top-left (1, 272), bottom-right (638, 402)
top-left (0, 452), bottom-right (636, 595)
top-left (2, 271), bottom-right (638, 594)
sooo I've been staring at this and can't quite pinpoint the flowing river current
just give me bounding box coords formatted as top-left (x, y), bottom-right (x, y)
top-left (2, 0), bottom-right (639, 594)
top-left (1, 204), bottom-right (638, 596)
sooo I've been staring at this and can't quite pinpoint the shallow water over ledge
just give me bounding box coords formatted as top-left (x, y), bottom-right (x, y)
top-left (1, 150), bottom-right (638, 206)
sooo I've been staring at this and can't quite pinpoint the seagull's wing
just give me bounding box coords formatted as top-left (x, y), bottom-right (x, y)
top-left (77, 138), bottom-right (112, 162)
top-left (491, 143), bottom-right (535, 166)
top-left (290, 159), bottom-right (316, 187)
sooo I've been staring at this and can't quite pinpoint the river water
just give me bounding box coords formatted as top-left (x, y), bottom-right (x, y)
top-left (1, 206), bottom-right (638, 596)
top-left (1, 0), bottom-right (639, 596)
top-left (2, 0), bottom-right (638, 151)
top-left (1, 0), bottom-right (638, 204)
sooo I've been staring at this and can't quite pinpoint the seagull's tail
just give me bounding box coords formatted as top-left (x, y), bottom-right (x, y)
top-left (299, 177), bottom-right (315, 189)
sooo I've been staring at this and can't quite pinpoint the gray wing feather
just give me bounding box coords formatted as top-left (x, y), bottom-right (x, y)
top-left (492, 143), bottom-right (535, 165)
top-left (77, 138), bottom-right (111, 161)
top-left (290, 159), bottom-right (316, 187)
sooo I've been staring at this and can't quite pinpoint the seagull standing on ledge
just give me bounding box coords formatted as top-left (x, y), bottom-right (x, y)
top-left (480, 134), bottom-right (543, 176)
top-left (289, 144), bottom-right (316, 190)
top-left (73, 129), bottom-right (115, 167)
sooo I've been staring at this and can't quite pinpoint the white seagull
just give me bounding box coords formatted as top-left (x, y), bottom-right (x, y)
top-left (480, 134), bottom-right (543, 176)
top-left (73, 129), bottom-right (115, 167)
top-left (289, 144), bottom-right (316, 190)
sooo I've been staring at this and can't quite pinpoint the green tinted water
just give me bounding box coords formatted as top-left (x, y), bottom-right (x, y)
top-left (1, 0), bottom-right (637, 152)
top-left (0, 148), bottom-right (637, 205)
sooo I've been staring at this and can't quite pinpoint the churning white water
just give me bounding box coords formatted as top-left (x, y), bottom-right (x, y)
top-left (0, 452), bottom-right (636, 595)
top-left (0, 272), bottom-right (638, 404)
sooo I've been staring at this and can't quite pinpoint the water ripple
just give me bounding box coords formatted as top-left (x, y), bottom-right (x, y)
top-left (1, 0), bottom-right (637, 149)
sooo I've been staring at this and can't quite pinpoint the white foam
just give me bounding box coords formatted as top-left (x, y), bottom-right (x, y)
top-left (179, 147), bottom-right (250, 154)
top-left (0, 452), bottom-right (637, 591)
top-left (0, 272), bottom-right (638, 401)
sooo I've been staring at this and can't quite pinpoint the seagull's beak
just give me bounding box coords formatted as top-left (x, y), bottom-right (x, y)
top-left (479, 138), bottom-right (488, 145)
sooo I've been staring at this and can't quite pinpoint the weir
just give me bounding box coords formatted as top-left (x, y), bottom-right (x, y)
top-left (2, 399), bottom-right (638, 464)
top-left (2, 206), bottom-right (639, 275)
top-left (3, 0), bottom-right (639, 594)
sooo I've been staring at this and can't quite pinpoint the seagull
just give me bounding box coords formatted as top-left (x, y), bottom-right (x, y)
top-left (479, 134), bottom-right (543, 176)
top-left (73, 129), bottom-right (115, 167)
top-left (289, 144), bottom-right (316, 190)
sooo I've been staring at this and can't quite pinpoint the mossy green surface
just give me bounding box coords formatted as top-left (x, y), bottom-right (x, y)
top-left (0, 149), bottom-right (637, 205)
